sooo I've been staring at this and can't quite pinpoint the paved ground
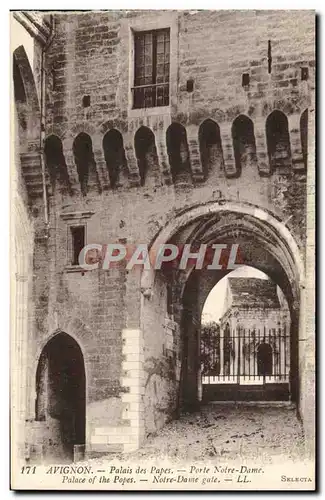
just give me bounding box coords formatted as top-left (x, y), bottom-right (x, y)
top-left (100, 403), bottom-right (305, 465)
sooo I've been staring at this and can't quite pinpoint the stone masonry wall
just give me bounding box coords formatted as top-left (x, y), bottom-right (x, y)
top-left (27, 10), bottom-right (315, 454)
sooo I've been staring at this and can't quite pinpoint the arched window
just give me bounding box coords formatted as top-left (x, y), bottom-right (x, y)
top-left (232, 115), bottom-right (257, 176)
top-left (266, 110), bottom-right (291, 172)
top-left (199, 119), bottom-right (224, 178)
top-left (73, 133), bottom-right (94, 195)
top-left (257, 342), bottom-right (273, 376)
top-left (134, 126), bottom-right (158, 186)
top-left (166, 123), bottom-right (191, 185)
top-left (44, 135), bottom-right (70, 189)
top-left (300, 109), bottom-right (308, 170)
top-left (102, 129), bottom-right (126, 189)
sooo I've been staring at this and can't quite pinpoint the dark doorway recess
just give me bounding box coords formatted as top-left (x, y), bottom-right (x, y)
top-left (36, 333), bottom-right (86, 462)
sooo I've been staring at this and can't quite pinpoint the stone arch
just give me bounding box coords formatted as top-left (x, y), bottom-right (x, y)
top-left (11, 50), bottom-right (34, 456)
top-left (44, 135), bottom-right (70, 191)
top-left (232, 114), bottom-right (257, 176)
top-left (134, 126), bottom-right (159, 186)
top-left (35, 332), bottom-right (86, 462)
top-left (300, 109), bottom-right (308, 170)
top-left (266, 110), bottom-right (291, 172)
top-left (141, 201), bottom-right (304, 418)
top-left (13, 45), bottom-right (40, 115)
top-left (102, 128), bottom-right (127, 189)
top-left (13, 45), bottom-right (40, 141)
top-left (99, 119), bottom-right (128, 136)
top-left (166, 123), bottom-right (192, 185)
top-left (177, 228), bottom-right (299, 406)
top-left (142, 202), bottom-right (304, 291)
top-left (69, 122), bottom-right (97, 140)
top-left (198, 119), bottom-right (224, 178)
top-left (73, 132), bottom-right (97, 195)
top-left (13, 56), bottom-right (26, 104)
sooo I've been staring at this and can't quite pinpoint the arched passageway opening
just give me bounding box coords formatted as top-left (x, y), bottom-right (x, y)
top-left (35, 333), bottom-right (86, 462)
top-left (141, 204), bottom-right (301, 428)
top-left (200, 265), bottom-right (291, 401)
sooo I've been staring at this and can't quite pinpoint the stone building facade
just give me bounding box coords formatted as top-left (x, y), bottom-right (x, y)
top-left (220, 277), bottom-right (290, 336)
top-left (11, 10), bottom-right (315, 462)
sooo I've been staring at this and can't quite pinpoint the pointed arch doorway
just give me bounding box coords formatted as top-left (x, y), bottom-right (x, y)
top-left (35, 333), bottom-right (86, 462)
top-left (141, 202), bottom-right (302, 413)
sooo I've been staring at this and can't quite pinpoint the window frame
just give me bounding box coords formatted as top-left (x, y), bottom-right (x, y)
top-left (126, 12), bottom-right (178, 118)
top-left (61, 211), bottom-right (94, 273)
top-left (132, 28), bottom-right (170, 110)
top-left (68, 224), bottom-right (86, 268)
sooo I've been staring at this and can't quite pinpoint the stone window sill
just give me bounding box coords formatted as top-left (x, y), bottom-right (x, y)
top-left (128, 105), bottom-right (171, 119)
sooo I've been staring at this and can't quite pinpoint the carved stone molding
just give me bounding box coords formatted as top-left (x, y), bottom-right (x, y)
top-left (60, 211), bottom-right (95, 221)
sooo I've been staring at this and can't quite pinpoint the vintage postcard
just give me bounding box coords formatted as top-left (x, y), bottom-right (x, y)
top-left (10, 9), bottom-right (315, 491)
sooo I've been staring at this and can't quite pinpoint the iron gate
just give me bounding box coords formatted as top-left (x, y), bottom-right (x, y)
top-left (201, 326), bottom-right (290, 401)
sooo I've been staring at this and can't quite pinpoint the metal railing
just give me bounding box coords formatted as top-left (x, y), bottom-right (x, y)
top-left (132, 82), bottom-right (169, 109)
top-left (201, 326), bottom-right (290, 385)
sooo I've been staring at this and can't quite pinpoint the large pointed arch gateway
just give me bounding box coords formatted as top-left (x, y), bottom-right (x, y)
top-left (140, 201), bottom-right (304, 433)
top-left (35, 333), bottom-right (86, 463)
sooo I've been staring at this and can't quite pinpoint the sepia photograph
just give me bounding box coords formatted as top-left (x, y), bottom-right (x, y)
top-left (9, 7), bottom-right (316, 491)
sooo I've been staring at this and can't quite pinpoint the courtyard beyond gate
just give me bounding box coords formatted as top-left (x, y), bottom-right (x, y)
top-left (201, 326), bottom-right (290, 401)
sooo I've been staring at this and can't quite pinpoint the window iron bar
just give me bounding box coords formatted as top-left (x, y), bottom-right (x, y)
top-left (201, 326), bottom-right (290, 385)
top-left (131, 82), bottom-right (169, 90)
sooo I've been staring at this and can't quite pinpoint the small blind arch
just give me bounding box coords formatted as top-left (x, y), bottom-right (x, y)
top-left (199, 119), bottom-right (224, 178)
top-left (231, 114), bottom-right (257, 176)
top-left (266, 110), bottom-right (291, 172)
top-left (102, 129), bottom-right (126, 189)
top-left (134, 126), bottom-right (157, 186)
top-left (44, 135), bottom-right (69, 188)
top-left (73, 132), bottom-right (94, 195)
top-left (166, 123), bottom-right (191, 185)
